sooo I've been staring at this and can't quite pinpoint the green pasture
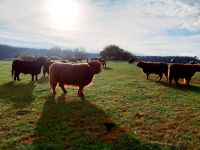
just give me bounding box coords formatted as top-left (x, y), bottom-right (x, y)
top-left (0, 61), bottom-right (200, 150)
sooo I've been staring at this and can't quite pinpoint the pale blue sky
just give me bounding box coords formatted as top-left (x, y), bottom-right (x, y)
top-left (0, 0), bottom-right (200, 56)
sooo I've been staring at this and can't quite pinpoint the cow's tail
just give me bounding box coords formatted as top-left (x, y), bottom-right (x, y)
top-left (168, 65), bottom-right (172, 84)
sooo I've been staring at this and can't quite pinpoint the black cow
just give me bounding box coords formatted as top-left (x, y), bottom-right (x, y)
top-left (12, 57), bottom-right (46, 81)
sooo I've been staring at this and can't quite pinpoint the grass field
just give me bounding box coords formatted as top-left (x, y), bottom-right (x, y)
top-left (0, 61), bottom-right (200, 150)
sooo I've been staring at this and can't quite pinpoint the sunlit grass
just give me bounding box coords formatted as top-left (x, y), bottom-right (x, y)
top-left (0, 60), bottom-right (200, 149)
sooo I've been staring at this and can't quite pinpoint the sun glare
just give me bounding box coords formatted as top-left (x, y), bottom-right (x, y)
top-left (47, 0), bottom-right (81, 30)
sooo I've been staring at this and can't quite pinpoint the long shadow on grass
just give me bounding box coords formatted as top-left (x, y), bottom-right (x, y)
top-left (37, 76), bottom-right (49, 84)
top-left (31, 94), bottom-right (166, 150)
top-left (155, 80), bottom-right (200, 93)
top-left (103, 67), bottom-right (113, 70)
top-left (0, 81), bottom-right (36, 108)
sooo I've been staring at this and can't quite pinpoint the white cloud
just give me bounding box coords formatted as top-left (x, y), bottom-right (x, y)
top-left (0, 0), bottom-right (200, 56)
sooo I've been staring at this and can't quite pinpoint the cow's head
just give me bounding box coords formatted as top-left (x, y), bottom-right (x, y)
top-left (36, 57), bottom-right (47, 66)
top-left (137, 61), bottom-right (143, 67)
top-left (88, 61), bottom-right (102, 74)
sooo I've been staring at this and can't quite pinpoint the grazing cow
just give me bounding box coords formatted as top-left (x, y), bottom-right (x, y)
top-left (89, 58), bottom-right (107, 67)
top-left (168, 64), bottom-right (200, 87)
top-left (49, 61), bottom-right (102, 96)
top-left (188, 60), bottom-right (197, 64)
top-left (43, 61), bottom-right (54, 76)
top-left (171, 59), bottom-right (176, 63)
top-left (128, 58), bottom-right (135, 64)
top-left (98, 58), bottom-right (107, 67)
top-left (137, 61), bottom-right (168, 81)
top-left (12, 57), bottom-right (46, 81)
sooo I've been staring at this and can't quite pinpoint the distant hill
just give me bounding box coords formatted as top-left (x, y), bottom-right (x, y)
top-left (0, 44), bottom-right (198, 63)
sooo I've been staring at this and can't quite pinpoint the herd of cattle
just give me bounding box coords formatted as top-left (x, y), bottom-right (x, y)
top-left (137, 61), bottom-right (200, 87)
top-left (11, 57), bottom-right (200, 96)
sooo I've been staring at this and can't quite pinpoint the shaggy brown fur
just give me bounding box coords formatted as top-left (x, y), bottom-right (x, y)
top-left (49, 61), bottom-right (102, 96)
top-left (12, 57), bottom-right (46, 81)
top-left (43, 61), bottom-right (54, 76)
top-left (168, 64), bottom-right (200, 87)
top-left (137, 61), bottom-right (168, 81)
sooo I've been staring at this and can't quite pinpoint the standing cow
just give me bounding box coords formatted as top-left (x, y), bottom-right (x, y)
top-left (43, 61), bottom-right (54, 76)
top-left (49, 61), bottom-right (102, 96)
top-left (12, 57), bottom-right (46, 81)
top-left (137, 61), bottom-right (168, 81)
top-left (168, 64), bottom-right (200, 87)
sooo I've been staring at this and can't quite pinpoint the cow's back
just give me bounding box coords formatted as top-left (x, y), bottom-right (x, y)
top-left (169, 64), bottom-right (197, 78)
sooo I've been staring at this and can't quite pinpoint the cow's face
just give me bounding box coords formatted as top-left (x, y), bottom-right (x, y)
top-left (88, 61), bottom-right (102, 74)
top-left (137, 61), bottom-right (142, 67)
top-left (37, 57), bottom-right (47, 66)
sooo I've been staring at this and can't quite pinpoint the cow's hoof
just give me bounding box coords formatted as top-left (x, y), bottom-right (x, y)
top-left (78, 93), bottom-right (84, 97)
top-left (63, 91), bottom-right (67, 94)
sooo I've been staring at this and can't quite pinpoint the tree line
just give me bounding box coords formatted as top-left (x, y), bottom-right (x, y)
top-left (0, 44), bottom-right (99, 60)
top-left (137, 56), bottom-right (199, 64)
top-left (0, 44), bottom-right (199, 63)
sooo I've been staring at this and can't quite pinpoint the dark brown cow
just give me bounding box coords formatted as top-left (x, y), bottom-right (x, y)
top-left (137, 61), bottom-right (168, 81)
top-left (168, 64), bottom-right (200, 87)
top-left (128, 58), bottom-right (135, 64)
top-left (43, 61), bottom-right (54, 76)
top-left (49, 61), bottom-right (102, 96)
top-left (98, 58), bottom-right (107, 67)
top-left (12, 57), bottom-right (46, 81)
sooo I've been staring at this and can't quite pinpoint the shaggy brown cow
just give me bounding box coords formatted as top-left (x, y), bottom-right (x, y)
top-left (168, 64), bottom-right (200, 87)
top-left (12, 57), bottom-right (46, 81)
top-left (43, 61), bottom-right (54, 76)
top-left (49, 61), bottom-right (102, 96)
top-left (137, 61), bottom-right (168, 81)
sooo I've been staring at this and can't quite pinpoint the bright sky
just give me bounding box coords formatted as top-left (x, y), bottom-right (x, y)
top-left (0, 0), bottom-right (200, 56)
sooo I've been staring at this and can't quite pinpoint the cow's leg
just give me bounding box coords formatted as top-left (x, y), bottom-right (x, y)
top-left (31, 74), bottom-right (34, 81)
top-left (174, 78), bottom-right (179, 86)
top-left (164, 73), bottom-right (168, 81)
top-left (168, 75), bottom-right (173, 85)
top-left (51, 83), bottom-right (57, 95)
top-left (78, 86), bottom-right (84, 97)
top-left (146, 73), bottom-right (149, 80)
top-left (185, 79), bottom-right (190, 87)
top-left (16, 72), bottom-right (20, 81)
top-left (14, 72), bottom-right (17, 81)
top-left (187, 79), bottom-right (191, 87)
top-left (35, 74), bottom-right (38, 81)
top-left (159, 73), bottom-right (163, 81)
top-left (43, 69), bottom-right (46, 77)
top-left (59, 82), bottom-right (67, 94)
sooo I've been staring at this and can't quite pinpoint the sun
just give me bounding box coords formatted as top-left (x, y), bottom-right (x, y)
top-left (47, 0), bottom-right (81, 30)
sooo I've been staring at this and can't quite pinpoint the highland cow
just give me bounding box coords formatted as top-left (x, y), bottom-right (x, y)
top-left (168, 64), bottom-right (200, 87)
top-left (137, 61), bottom-right (168, 81)
top-left (49, 61), bottom-right (102, 96)
top-left (43, 61), bottom-right (54, 76)
top-left (12, 57), bottom-right (46, 81)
